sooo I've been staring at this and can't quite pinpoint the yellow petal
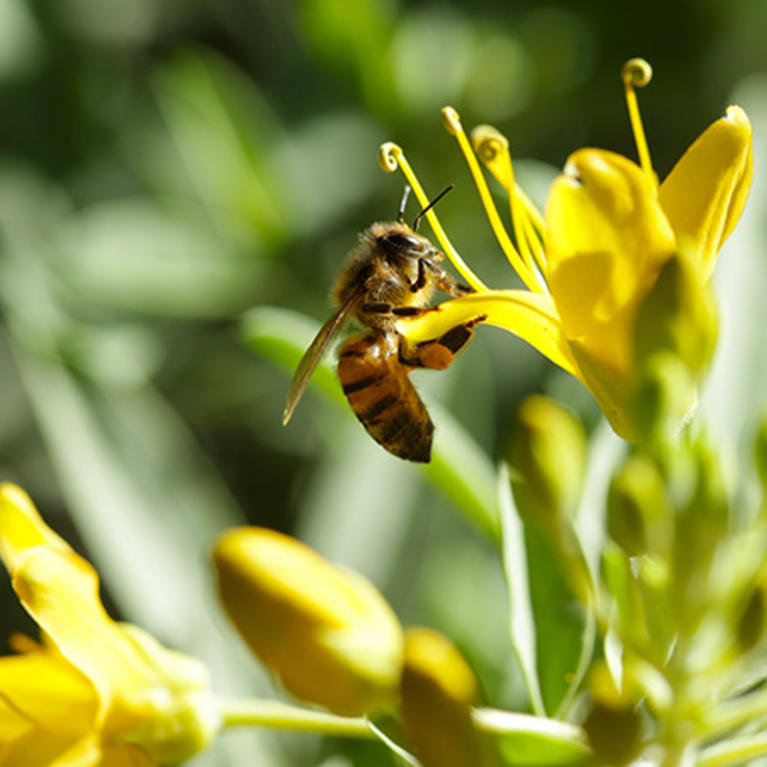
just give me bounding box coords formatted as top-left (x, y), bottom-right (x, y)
top-left (99, 743), bottom-right (155, 767)
top-left (545, 148), bottom-right (676, 378)
top-left (659, 105), bottom-right (753, 281)
top-left (0, 650), bottom-right (98, 737)
top-left (0, 483), bottom-right (71, 571)
top-left (214, 527), bottom-right (404, 716)
top-left (10, 546), bottom-right (158, 725)
top-left (395, 290), bottom-right (581, 381)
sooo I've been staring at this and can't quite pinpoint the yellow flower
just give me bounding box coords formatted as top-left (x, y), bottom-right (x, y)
top-left (382, 58), bottom-right (753, 441)
top-left (213, 527), bottom-right (404, 716)
top-left (0, 483), bottom-right (218, 767)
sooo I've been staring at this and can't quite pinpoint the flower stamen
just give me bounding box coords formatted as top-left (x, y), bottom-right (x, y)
top-left (441, 107), bottom-right (543, 293)
top-left (379, 142), bottom-right (487, 292)
top-left (471, 124), bottom-right (548, 290)
top-left (621, 57), bottom-right (656, 186)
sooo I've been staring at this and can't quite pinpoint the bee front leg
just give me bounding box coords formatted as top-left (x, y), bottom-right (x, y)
top-left (399, 315), bottom-right (485, 370)
top-left (422, 260), bottom-right (474, 297)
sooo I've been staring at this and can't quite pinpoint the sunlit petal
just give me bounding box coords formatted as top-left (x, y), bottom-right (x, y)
top-left (395, 290), bottom-right (581, 380)
top-left (0, 483), bottom-right (70, 570)
top-left (546, 148), bottom-right (676, 376)
top-left (659, 105), bottom-right (753, 280)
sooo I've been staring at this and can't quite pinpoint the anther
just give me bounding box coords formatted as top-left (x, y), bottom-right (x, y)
top-left (471, 125), bottom-right (508, 164)
top-left (621, 58), bottom-right (653, 88)
top-left (379, 142), bottom-right (402, 173)
top-left (441, 106), bottom-right (462, 137)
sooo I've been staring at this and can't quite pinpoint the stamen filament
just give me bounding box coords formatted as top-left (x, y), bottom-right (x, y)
top-left (471, 124), bottom-right (548, 291)
top-left (379, 142), bottom-right (487, 293)
top-left (621, 58), bottom-right (655, 185)
top-left (442, 107), bottom-right (542, 294)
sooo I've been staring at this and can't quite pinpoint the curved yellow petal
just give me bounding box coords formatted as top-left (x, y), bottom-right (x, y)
top-left (2, 732), bottom-right (102, 767)
top-left (659, 105), bottom-right (753, 281)
top-left (545, 148), bottom-right (676, 376)
top-left (0, 483), bottom-right (70, 570)
top-left (0, 651), bottom-right (97, 736)
top-left (10, 546), bottom-right (157, 726)
top-left (395, 290), bottom-right (581, 380)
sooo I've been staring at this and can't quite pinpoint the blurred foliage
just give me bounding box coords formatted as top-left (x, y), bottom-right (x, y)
top-left (0, 0), bottom-right (765, 765)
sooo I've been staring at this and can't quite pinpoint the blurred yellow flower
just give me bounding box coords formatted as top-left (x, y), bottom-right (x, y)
top-left (213, 526), bottom-right (404, 717)
top-left (0, 483), bottom-right (218, 767)
top-left (400, 627), bottom-right (496, 767)
top-left (384, 58), bottom-right (753, 441)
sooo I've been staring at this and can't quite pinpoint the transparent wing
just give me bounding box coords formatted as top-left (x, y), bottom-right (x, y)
top-left (282, 286), bottom-right (363, 425)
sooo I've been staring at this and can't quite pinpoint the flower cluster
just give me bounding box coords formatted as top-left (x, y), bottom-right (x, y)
top-left (386, 58), bottom-right (752, 441)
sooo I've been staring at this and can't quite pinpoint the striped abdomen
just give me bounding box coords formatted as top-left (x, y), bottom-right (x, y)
top-left (337, 330), bottom-right (433, 462)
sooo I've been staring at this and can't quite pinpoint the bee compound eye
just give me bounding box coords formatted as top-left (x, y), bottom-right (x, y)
top-left (380, 232), bottom-right (424, 255)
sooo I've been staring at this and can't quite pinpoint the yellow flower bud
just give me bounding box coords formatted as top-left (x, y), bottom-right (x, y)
top-left (213, 527), bottom-right (403, 716)
top-left (507, 395), bottom-right (586, 529)
top-left (400, 627), bottom-right (496, 767)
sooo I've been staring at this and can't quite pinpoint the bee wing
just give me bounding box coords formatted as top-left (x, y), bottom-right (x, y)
top-left (282, 286), bottom-right (363, 426)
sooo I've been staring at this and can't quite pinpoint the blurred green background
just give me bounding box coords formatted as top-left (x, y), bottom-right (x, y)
top-left (0, 0), bottom-right (765, 764)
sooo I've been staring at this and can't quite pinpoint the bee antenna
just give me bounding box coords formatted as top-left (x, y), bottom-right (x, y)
top-left (397, 185), bottom-right (411, 224)
top-left (412, 184), bottom-right (454, 231)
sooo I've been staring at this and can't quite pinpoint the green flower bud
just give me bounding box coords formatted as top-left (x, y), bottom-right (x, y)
top-left (213, 527), bottom-right (404, 716)
top-left (507, 395), bottom-right (586, 530)
top-left (634, 352), bottom-right (697, 444)
top-left (400, 628), bottom-right (496, 767)
top-left (583, 662), bottom-right (643, 766)
top-left (736, 583), bottom-right (766, 652)
top-left (635, 249), bottom-right (718, 378)
top-left (672, 438), bottom-right (730, 626)
top-left (633, 249), bottom-right (717, 441)
top-left (608, 454), bottom-right (672, 557)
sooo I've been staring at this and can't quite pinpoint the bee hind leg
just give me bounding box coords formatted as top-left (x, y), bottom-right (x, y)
top-left (399, 315), bottom-right (485, 370)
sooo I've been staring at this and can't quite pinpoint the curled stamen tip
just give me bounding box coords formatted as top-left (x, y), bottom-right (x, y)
top-left (379, 142), bottom-right (402, 172)
top-left (470, 124), bottom-right (509, 160)
top-left (441, 106), bottom-right (463, 136)
top-left (621, 58), bottom-right (653, 87)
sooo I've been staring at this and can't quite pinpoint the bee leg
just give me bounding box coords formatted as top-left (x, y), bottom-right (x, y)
top-left (423, 260), bottom-right (475, 297)
top-left (409, 259), bottom-right (428, 293)
top-left (399, 315), bottom-right (485, 370)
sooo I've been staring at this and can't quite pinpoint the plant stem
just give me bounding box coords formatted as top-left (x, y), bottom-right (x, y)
top-left (218, 698), bottom-right (375, 738)
top-left (472, 707), bottom-right (590, 751)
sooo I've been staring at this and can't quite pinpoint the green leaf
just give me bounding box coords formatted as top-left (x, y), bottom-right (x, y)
top-left (474, 708), bottom-right (590, 766)
top-left (498, 462), bottom-right (545, 716)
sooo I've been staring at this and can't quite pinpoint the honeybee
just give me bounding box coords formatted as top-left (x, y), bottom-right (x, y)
top-left (283, 187), bottom-right (481, 463)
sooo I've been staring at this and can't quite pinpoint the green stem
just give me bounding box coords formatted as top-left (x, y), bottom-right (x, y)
top-left (216, 697), bottom-right (591, 757)
top-left (472, 707), bottom-right (590, 751)
top-left (218, 698), bottom-right (375, 738)
top-left (699, 733), bottom-right (767, 767)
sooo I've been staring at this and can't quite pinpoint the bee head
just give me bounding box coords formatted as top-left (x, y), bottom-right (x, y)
top-left (377, 226), bottom-right (443, 263)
